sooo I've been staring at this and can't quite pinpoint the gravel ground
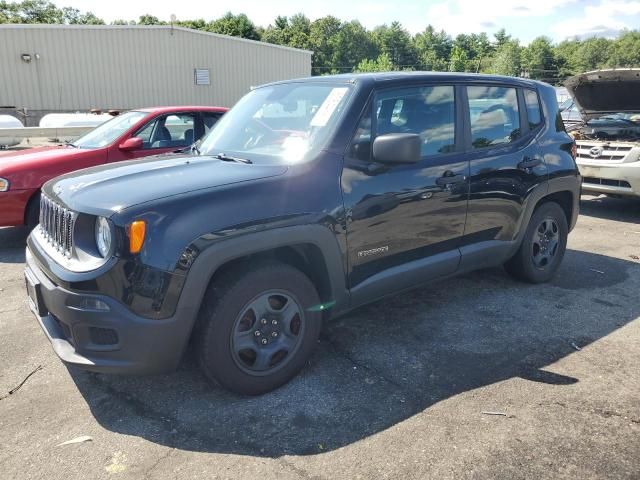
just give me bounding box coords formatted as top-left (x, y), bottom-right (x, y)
top-left (0, 194), bottom-right (638, 479)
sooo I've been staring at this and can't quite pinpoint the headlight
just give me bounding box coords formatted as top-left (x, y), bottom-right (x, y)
top-left (0, 178), bottom-right (9, 192)
top-left (95, 216), bottom-right (112, 258)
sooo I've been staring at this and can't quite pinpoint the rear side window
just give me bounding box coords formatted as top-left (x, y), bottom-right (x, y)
top-left (467, 86), bottom-right (521, 149)
top-left (524, 89), bottom-right (543, 129)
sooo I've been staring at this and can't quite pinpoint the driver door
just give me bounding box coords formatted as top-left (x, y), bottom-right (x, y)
top-left (342, 85), bottom-right (470, 304)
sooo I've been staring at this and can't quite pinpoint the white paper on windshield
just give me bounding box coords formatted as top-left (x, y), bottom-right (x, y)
top-left (311, 87), bottom-right (349, 127)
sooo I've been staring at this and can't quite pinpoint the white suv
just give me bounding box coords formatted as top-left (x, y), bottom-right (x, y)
top-left (565, 69), bottom-right (640, 197)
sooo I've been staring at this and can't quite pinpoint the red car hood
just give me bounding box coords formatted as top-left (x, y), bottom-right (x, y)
top-left (0, 145), bottom-right (97, 172)
top-left (0, 145), bottom-right (105, 189)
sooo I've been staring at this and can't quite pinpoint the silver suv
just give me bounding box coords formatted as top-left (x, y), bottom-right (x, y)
top-left (565, 69), bottom-right (640, 197)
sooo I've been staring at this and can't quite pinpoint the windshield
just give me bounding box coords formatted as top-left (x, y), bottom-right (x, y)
top-left (74, 111), bottom-right (147, 149)
top-left (199, 83), bottom-right (353, 164)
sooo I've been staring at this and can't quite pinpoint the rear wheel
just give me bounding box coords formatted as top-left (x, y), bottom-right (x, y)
top-left (504, 202), bottom-right (568, 283)
top-left (196, 262), bottom-right (322, 395)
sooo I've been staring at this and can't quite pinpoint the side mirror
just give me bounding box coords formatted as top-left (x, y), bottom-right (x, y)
top-left (118, 137), bottom-right (143, 151)
top-left (372, 133), bottom-right (421, 164)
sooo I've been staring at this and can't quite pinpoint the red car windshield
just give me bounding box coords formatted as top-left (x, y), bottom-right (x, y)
top-left (73, 111), bottom-right (147, 149)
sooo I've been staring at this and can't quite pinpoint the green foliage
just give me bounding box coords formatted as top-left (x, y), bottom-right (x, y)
top-left (137, 14), bottom-right (164, 25)
top-left (490, 40), bottom-right (521, 76)
top-left (208, 12), bottom-right (259, 40)
top-left (413, 25), bottom-right (451, 71)
top-left (1, 0), bottom-right (640, 83)
top-left (354, 53), bottom-right (394, 73)
top-left (372, 21), bottom-right (417, 69)
top-left (0, 0), bottom-right (102, 24)
top-left (449, 45), bottom-right (468, 72)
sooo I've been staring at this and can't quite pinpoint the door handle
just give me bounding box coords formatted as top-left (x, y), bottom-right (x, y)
top-left (436, 172), bottom-right (466, 187)
top-left (518, 157), bottom-right (542, 170)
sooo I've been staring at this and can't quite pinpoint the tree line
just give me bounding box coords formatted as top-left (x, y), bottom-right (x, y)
top-left (2, 0), bottom-right (640, 84)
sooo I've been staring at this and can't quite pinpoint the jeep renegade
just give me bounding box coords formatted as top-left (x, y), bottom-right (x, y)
top-left (25, 73), bottom-right (581, 395)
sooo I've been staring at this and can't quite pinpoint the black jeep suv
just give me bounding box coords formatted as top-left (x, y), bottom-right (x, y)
top-left (25, 73), bottom-right (580, 395)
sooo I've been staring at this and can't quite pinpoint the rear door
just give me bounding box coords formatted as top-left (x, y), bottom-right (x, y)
top-left (460, 84), bottom-right (547, 265)
top-left (342, 84), bottom-right (469, 303)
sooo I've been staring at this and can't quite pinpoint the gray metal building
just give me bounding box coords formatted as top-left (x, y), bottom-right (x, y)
top-left (0, 25), bottom-right (312, 125)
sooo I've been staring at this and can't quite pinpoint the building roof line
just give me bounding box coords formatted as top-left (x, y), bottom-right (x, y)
top-left (0, 24), bottom-right (314, 55)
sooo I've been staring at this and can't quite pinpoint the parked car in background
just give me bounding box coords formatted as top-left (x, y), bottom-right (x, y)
top-left (555, 86), bottom-right (571, 104)
top-left (559, 98), bottom-right (582, 127)
top-left (565, 69), bottom-right (640, 198)
top-left (24, 73), bottom-right (580, 395)
top-left (0, 106), bottom-right (227, 227)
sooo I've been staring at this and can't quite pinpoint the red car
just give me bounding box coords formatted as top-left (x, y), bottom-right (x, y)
top-left (0, 106), bottom-right (227, 227)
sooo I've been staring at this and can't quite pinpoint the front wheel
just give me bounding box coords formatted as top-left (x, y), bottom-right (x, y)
top-left (196, 262), bottom-right (322, 395)
top-left (504, 202), bottom-right (568, 283)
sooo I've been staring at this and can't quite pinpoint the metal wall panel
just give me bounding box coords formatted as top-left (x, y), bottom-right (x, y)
top-left (0, 25), bottom-right (312, 111)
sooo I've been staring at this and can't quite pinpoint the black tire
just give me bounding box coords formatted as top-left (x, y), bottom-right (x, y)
top-left (25, 192), bottom-right (41, 229)
top-left (504, 202), bottom-right (568, 283)
top-left (196, 262), bottom-right (322, 395)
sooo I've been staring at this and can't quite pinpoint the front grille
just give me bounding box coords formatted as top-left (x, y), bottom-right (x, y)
top-left (583, 177), bottom-right (632, 188)
top-left (577, 142), bottom-right (633, 161)
top-left (39, 195), bottom-right (77, 257)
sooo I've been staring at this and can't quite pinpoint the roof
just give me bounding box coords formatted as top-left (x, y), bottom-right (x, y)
top-left (135, 106), bottom-right (228, 113)
top-left (260, 71), bottom-right (547, 89)
top-left (0, 24), bottom-right (313, 55)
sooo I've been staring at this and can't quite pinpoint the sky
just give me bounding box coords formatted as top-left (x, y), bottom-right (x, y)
top-left (62, 0), bottom-right (640, 43)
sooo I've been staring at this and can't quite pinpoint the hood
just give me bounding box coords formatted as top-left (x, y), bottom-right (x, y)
top-left (565, 69), bottom-right (640, 121)
top-left (43, 153), bottom-right (288, 216)
top-left (0, 145), bottom-right (70, 168)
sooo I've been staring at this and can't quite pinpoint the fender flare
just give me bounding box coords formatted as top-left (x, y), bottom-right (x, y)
top-left (171, 224), bottom-right (349, 344)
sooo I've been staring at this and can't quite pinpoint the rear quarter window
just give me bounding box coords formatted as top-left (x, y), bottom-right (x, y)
top-left (524, 89), bottom-right (543, 129)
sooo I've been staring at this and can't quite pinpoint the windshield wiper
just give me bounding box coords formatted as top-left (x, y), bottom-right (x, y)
top-left (212, 152), bottom-right (253, 164)
top-left (65, 141), bottom-right (78, 148)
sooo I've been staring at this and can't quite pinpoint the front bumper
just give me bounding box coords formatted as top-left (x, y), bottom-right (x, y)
top-left (25, 247), bottom-right (192, 375)
top-left (577, 161), bottom-right (640, 197)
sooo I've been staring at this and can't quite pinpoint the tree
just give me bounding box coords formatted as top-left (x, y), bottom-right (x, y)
top-left (62, 7), bottom-right (103, 25)
top-left (373, 22), bottom-right (417, 69)
top-left (332, 20), bottom-right (378, 73)
top-left (309, 16), bottom-right (342, 74)
top-left (494, 28), bottom-right (511, 48)
top-left (208, 12), bottom-right (259, 40)
top-left (413, 25), bottom-right (451, 71)
top-left (138, 14), bottom-right (164, 25)
top-left (176, 18), bottom-right (207, 30)
top-left (261, 13), bottom-right (311, 50)
top-left (608, 30), bottom-right (640, 68)
top-left (522, 36), bottom-right (557, 81)
top-left (449, 45), bottom-right (467, 72)
top-left (490, 40), bottom-right (521, 76)
top-left (354, 52), bottom-right (394, 73)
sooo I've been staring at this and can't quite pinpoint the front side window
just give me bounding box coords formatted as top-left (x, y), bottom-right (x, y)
top-left (524, 89), bottom-right (543, 129)
top-left (135, 114), bottom-right (196, 149)
top-left (199, 83), bottom-right (353, 164)
top-left (467, 86), bottom-right (521, 149)
top-left (73, 111), bottom-right (147, 149)
top-left (349, 85), bottom-right (456, 161)
top-left (377, 86), bottom-right (456, 157)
